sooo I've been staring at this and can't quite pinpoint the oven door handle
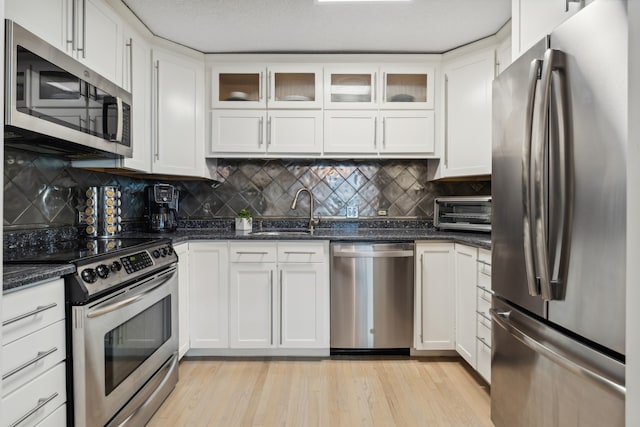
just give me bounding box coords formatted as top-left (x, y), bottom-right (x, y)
top-left (87, 268), bottom-right (176, 319)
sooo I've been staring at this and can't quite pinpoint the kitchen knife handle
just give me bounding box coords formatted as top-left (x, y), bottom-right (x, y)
top-left (522, 58), bottom-right (542, 297)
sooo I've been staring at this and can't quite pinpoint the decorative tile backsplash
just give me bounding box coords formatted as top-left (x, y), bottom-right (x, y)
top-left (4, 149), bottom-right (490, 230)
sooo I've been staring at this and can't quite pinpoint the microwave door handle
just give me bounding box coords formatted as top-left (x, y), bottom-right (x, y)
top-left (522, 58), bottom-right (542, 297)
top-left (115, 96), bottom-right (124, 143)
top-left (549, 52), bottom-right (573, 300)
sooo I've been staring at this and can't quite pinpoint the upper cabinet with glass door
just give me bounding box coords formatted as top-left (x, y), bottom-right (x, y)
top-left (324, 66), bottom-right (379, 109)
top-left (380, 65), bottom-right (435, 109)
top-left (211, 64), bottom-right (322, 109)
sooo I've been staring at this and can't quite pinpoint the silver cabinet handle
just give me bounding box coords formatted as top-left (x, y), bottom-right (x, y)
top-left (267, 71), bottom-right (272, 101)
top-left (270, 270), bottom-right (274, 346)
top-left (235, 251), bottom-right (269, 255)
top-left (476, 310), bottom-right (491, 323)
top-left (443, 73), bottom-right (449, 168)
top-left (522, 58), bottom-right (542, 297)
top-left (2, 347), bottom-right (58, 380)
top-left (259, 71), bottom-right (264, 101)
top-left (258, 117), bottom-right (264, 146)
top-left (76, 0), bottom-right (86, 58)
top-left (382, 117), bottom-right (386, 148)
top-left (283, 251), bottom-right (317, 255)
top-left (279, 270), bottom-right (283, 346)
top-left (126, 38), bottom-right (133, 91)
top-left (491, 308), bottom-right (625, 396)
top-left (373, 72), bottom-right (377, 102)
top-left (9, 392), bottom-right (58, 427)
top-left (267, 116), bottom-right (272, 146)
top-left (382, 72), bottom-right (387, 102)
top-left (3, 303), bottom-right (57, 327)
top-left (477, 336), bottom-right (491, 349)
top-left (68, 0), bottom-right (76, 49)
top-left (373, 116), bottom-right (377, 148)
top-left (154, 60), bottom-right (161, 160)
top-left (420, 254), bottom-right (424, 341)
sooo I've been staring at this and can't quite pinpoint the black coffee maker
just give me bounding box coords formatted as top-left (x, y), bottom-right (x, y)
top-left (144, 184), bottom-right (179, 232)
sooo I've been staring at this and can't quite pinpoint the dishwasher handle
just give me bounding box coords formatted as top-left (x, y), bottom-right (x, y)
top-left (333, 250), bottom-right (414, 258)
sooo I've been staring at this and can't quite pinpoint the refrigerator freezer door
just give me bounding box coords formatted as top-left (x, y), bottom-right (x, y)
top-left (491, 298), bottom-right (625, 427)
top-left (492, 38), bottom-right (547, 317)
top-left (546, 0), bottom-right (627, 356)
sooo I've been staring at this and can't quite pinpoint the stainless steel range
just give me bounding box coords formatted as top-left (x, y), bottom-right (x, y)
top-left (7, 238), bottom-right (179, 426)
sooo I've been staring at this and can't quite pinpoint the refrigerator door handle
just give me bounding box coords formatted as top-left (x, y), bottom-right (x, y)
top-left (522, 58), bottom-right (542, 297)
top-left (490, 308), bottom-right (625, 397)
top-left (531, 49), bottom-right (565, 301)
top-left (549, 54), bottom-right (573, 300)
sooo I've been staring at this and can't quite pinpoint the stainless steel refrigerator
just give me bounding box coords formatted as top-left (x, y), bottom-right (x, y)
top-left (491, 1), bottom-right (627, 425)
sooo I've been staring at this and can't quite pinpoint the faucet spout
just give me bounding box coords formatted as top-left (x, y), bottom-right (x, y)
top-left (291, 187), bottom-right (319, 232)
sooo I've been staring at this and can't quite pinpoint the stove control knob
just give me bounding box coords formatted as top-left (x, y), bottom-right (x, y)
top-left (81, 268), bottom-right (98, 283)
top-left (167, 246), bottom-right (174, 255)
top-left (96, 264), bottom-right (110, 279)
top-left (152, 249), bottom-right (161, 258)
top-left (161, 248), bottom-right (168, 257)
top-left (110, 261), bottom-right (122, 272)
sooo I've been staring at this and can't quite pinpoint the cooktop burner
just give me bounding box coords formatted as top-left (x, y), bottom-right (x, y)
top-left (4, 237), bottom-right (157, 264)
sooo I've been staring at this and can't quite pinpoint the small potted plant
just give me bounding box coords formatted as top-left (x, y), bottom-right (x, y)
top-left (235, 208), bottom-right (253, 231)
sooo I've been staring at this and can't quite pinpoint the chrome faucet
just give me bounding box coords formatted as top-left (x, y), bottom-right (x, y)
top-left (291, 187), bottom-right (320, 232)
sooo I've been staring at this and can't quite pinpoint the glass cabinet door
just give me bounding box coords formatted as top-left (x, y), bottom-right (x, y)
top-left (381, 66), bottom-right (435, 109)
top-left (324, 66), bottom-right (378, 109)
top-left (267, 65), bottom-right (323, 109)
top-left (211, 66), bottom-right (266, 108)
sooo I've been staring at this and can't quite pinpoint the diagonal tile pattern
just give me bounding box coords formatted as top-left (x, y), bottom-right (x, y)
top-left (4, 149), bottom-right (491, 230)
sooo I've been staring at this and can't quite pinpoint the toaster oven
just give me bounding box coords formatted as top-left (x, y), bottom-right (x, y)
top-left (434, 196), bottom-right (491, 232)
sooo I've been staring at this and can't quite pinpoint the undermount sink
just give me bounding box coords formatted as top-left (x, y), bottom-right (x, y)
top-left (249, 230), bottom-right (311, 236)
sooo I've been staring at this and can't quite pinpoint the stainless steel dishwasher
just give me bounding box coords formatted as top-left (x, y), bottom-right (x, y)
top-left (330, 242), bottom-right (414, 354)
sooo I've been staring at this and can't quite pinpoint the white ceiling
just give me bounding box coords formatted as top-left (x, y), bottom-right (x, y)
top-left (121, 0), bottom-right (511, 54)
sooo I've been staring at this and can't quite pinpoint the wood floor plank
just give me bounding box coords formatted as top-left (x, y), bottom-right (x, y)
top-left (148, 357), bottom-right (493, 427)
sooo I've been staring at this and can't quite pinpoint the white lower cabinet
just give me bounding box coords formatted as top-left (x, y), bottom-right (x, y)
top-left (174, 243), bottom-right (190, 359)
top-left (188, 242), bottom-right (229, 349)
top-left (2, 278), bottom-right (67, 426)
top-left (414, 242), bottom-right (456, 350)
top-left (228, 241), bottom-right (329, 352)
top-left (454, 243), bottom-right (479, 368)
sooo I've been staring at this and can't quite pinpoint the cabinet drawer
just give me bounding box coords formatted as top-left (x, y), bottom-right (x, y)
top-left (2, 320), bottom-right (66, 397)
top-left (478, 248), bottom-right (491, 265)
top-left (476, 319), bottom-right (491, 347)
top-left (476, 336), bottom-right (491, 384)
top-left (35, 403), bottom-right (66, 426)
top-left (2, 279), bottom-right (65, 345)
top-left (478, 269), bottom-right (492, 291)
top-left (229, 243), bottom-right (277, 263)
top-left (477, 290), bottom-right (492, 321)
top-left (277, 242), bottom-right (326, 263)
top-left (2, 362), bottom-right (66, 427)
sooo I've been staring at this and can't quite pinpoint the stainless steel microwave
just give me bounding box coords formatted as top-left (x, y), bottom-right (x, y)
top-left (4, 20), bottom-right (132, 159)
top-left (434, 196), bottom-right (491, 232)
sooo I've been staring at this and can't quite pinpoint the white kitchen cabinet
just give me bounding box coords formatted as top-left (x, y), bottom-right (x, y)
top-left (174, 243), bottom-right (190, 359)
top-left (439, 47), bottom-right (495, 178)
top-left (379, 110), bottom-right (435, 155)
top-left (380, 65), bottom-right (435, 110)
top-left (278, 241), bottom-right (329, 349)
top-left (228, 241), bottom-right (329, 351)
top-left (324, 66), bottom-right (379, 109)
top-left (323, 110), bottom-right (378, 155)
top-left (414, 243), bottom-right (456, 351)
top-left (152, 47), bottom-right (205, 176)
top-left (454, 244), bottom-right (478, 368)
top-left (512, 0), bottom-right (584, 60)
top-left (266, 65), bottom-right (323, 109)
top-left (210, 110), bottom-right (322, 155)
top-left (188, 242), bottom-right (229, 349)
top-left (2, 278), bottom-right (67, 425)
top-left (475, 248), bottom-right (492, 384)
top-left (6, 0), bottom-right (123, 85)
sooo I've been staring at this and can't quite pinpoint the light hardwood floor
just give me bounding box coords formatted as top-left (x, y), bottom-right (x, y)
top-left (149, 357), bottom-right (492, 427)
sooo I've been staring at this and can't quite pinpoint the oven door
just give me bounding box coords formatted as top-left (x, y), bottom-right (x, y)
top-left (71, 266), bottom-right (178, 427)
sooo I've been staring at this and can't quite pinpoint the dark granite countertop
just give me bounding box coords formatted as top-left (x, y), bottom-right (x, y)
top-left (3, 264), bottom-right (76, 293)
top-left (3, 220), bottom-right (490, 292)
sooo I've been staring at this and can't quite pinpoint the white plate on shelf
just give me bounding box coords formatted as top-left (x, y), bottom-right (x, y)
top-left (225, 91), bottom-right (249, 101)
top-left (279, 95), bottom-right (312, 101)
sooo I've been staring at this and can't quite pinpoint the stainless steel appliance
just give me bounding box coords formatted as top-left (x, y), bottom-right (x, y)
top-left (330, 242), bottom-right (414, 353)
top-left (491, 1), bottom-right (626, 425)
top-left (434, 196), bottom-right (491, 232)
top-left (4, 20), bottom-right (132, 159)
top-left (144, 184), bottom-right (179, 233)
top-left (5, 238), bottom-right (179, 426)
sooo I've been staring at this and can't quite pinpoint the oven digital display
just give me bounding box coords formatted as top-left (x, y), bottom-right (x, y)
top-left (120, 252), bottom-right (153, 273)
